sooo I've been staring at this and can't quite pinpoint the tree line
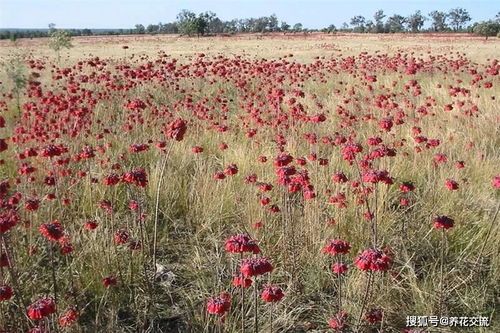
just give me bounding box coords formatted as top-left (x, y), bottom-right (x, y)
top-left (1, 8), bottom-right (499, 40)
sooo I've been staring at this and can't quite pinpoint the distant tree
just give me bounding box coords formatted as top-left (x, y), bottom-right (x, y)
top-left (193, 16), bottom-right (208, 36)
top-left (48, 28), bottom-right (73, 61)
top-left (350, 15), bottom-right (366, 32)
top-left (448, 8), bottom-right (471, 31)
top-left (385, 15), bottom-right (407, 33)
top-left (268, 14), bottom-right (279, 31)
top-left (407, 10), bottom-right (426, 32)
top-left (48, 23), bottom-right (57, 34)
top-left (341, 22), bottom-right (350, 31)
top-left (473, 20), bottom-right (500, 39)
top-left (161, 22), bottom-right (179, 34)
top-left (177, 10), bottom-right (198, 36)
top-left (280, 21), bottom-right (290, 32)
top-left (365, 20), bottom-right (375, 33)
top-left (253, 17), bottom-right (270, 32)
top-left (81, 28), bottom-right (93, 36)
top-left (134, 24), bottom-right (146, 34)
top-left (374, 10), bottom-right (386, 33)
top-left (429, 11), bottom-right (448, 31)
top-left (292, 23), bottom-right (303, 33)
top-left (326, 24), bottom-right (337, 33)
top-left (6, 52), bottom-right (28, 112)
top-left (146, 24), bottom-right (159, 34)
top-left (223, 20), bottom-right (238, 33)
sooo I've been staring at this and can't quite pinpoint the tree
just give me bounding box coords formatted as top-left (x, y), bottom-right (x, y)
top-left (48, 23), bottom-right (57, 34)
top-left (268, 14), bottom-right (279, 32)
top-left (146, 24), bottom-right (159, 34)
top-left (280, 21), bottom-right (290, 32)
top-left (473, 20), bottom-right (500, 39)
top-left (407, 10), bottom-right (426, 32)
top-left (326, 24), bottom-right (337, 33)
top-left (429, 11), bottom-right (448, 31)
top-left (6, 52), bottom-right (27, 112)
top-left (177, 9), bottom-right (197, 36)
top-left (385, 15), bottom-right (406, 33)
top-left (365, 20), bottom-right (375, 33)
top-left (292, 23), bottom-right (303, 33)
top-left (448, 8), bottom-right (471, 31)
top-left (374, 10), bottom-right (386, 33)
top-left (48, 28), bottom-right (73, 61)
top-left (134, 24), bottom-right (146, 34)
top-left (350, 15), bottom-right (366, 32)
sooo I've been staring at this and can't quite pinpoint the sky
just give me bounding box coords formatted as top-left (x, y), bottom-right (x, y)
top-left (0, 0), bottom-right (498, 29)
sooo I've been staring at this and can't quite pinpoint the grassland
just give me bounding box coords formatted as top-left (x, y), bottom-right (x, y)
top-left (0, 33), bottom-right (498, 332)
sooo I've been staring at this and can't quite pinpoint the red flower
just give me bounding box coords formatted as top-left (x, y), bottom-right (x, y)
top-left (214, 171), bottom-right (226, 180)
top-left (206, 292), bottom-right (231, 315)
top-left (365, 308), bottom-right (383, 323)
top-left (192, 146), bottom-right (203, 153)
top-left (444, 179), bottom-right (459, 191)
top-left (232, 274), bottom-right (252, 288)
top-left (224, 164), bottom-right (238, 176)
top-left (399, 182), bottom-right (415, 192)
top-left (354, 248), bottom-right (393, 272)
top-left (433, 215), bottom-right (454, 230)
top-left (225, 234), bottom-right (260, 254)
top-left (102, 276), bottom-right (117, 287)
top-left (331, 263), bottom-right (348, 275)
top-left (84, 220), bottom-right (98, 230)
top-left (261, 285), bottom-right (284, 302)
top-left (240, 258), bottom-right (273, 277)
top-left (0, 253), bottom-right (9, 267)
top-left (331, 172), bottom-right (348, 183)
top-left (0, 138), bottom-right (7, 153)
top-left (0, 284), bottom-right (13, 302)
top-left (114, 229), bottom-right (130, 244)
top-left (328, 310), bottom-right (349, 330)
top-left (322, 239), bottom-right (351, 255)
top-left (40, 220), bottom-right (64, 242)
top-left (27, 297), bottom-right (56, 319)
top-left (0, 211), bottom-right (20, 234)
top-left (492, 175), bottom-right (500, 189)
top-left (122, 168), bottom-right (148, 187)
top-left (58, 307), bottom-right (79, 327)
top-left (103, 174), bottom-right (121, 186)
top-left (164, 118), bottom-right (187, 141)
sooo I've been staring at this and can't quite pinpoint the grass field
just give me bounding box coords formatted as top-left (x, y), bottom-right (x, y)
top-left (0, 33), bottom-right (499, 332)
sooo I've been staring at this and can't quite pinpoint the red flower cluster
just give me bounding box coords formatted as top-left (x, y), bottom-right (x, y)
top-left (122, 168), bottom-right (148, 187)
top-left (102, 275), bottom-right (117, 287)
top-left (232, 274), bottom-right (252, 288)
top-left (331, 263), bottom-right (349, 275)
top-left (164, 118), bottom-right (187, 141)
top-left (240, 257), bottom-right (273, 277)
top-left (0, 210), bottom-right (19, 234)
top-left (58, 308), bottom-right (79, 327)
top-left (27, 297), bottom-right (56, 319)
top-left (328, 310), bottom-right (349, 330)
top-left (322, 239), bottom-right (351, 255)
top-left (0, 284), bottom-right (13, 302)
top-left (40, 220), bottom-right (64, 242)
top-left (261, 285), bottom-right (284, 302)
top-left (206, 292), bottom-right (231, 315)
top-left (365, 308), bottom-right (383, 323)
top-left (433, 215), bottom-right (454, 229)
top-left (354, 248), bottom-right (393, 272)
top-left (224, 234), bottom-right (260, 254)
